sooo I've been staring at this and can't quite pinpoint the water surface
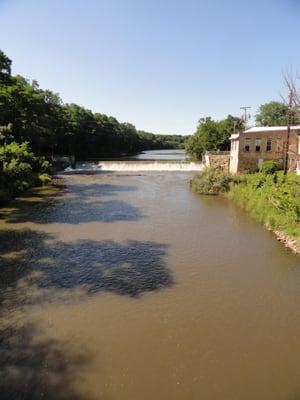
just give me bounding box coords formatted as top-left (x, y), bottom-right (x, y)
top-left (0, 172), bottom-right (300, 400)
top-left (131, 149), bottom-right (186, 160)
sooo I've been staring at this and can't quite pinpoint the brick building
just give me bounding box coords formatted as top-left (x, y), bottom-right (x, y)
top-left (229, 126), bottom-right (300, 174)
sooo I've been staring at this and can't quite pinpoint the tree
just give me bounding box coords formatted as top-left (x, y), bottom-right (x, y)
top-left (0, 50), bottom-right (11, 81)
top-left (185, 115), bottom-right (244, 159)
top-left (256, 101), bottom-right (300, 126)
top-left (0, 48), bottom-right (186, 160)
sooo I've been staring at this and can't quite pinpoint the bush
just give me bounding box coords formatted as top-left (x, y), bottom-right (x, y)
top-left (38, 173), bottom-right (52, 185)
top-left (0, 141), bottom-right (52, 203)
top-left (260, 160), bottom-right (279, 175)
top-left (190, 167), bottom-right (233, 195)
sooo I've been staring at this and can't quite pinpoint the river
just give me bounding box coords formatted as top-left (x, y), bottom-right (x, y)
top-left (1, 151), bottom-right (300, 400)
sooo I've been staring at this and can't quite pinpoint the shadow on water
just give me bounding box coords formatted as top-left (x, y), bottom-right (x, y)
top-left (0, 227), bottom-right (172, 398)
top-left (0, 180), bottom-right (170, 399)
top-left (0, 229), bottom-right (173, 301)
top-left (0, 323), bottom-right (94, 400)
top-left (1, 182), bottom-right (144, 224)
top-left (69, 182), bottom-right (138, 197)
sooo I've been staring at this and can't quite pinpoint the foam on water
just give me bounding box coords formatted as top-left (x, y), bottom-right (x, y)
top-left (63, 161), bottom-right (204, 173)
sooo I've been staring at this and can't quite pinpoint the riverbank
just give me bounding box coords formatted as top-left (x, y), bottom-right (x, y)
top-left (190, 168), bottom-right (300, 255)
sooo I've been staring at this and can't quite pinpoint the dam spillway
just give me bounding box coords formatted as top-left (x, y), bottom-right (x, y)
top-left (63, 160), bottom-right (204, 173)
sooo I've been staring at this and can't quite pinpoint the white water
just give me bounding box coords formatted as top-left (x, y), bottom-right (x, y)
top-left (97, 161), bottom-right (203, 171)
top-left (64, 161), bottom-right (203, 173)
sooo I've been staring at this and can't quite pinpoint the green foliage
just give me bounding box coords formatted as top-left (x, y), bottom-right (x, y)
top-left (228, 171), bottom-right (300, 240)
top-left (0, 50), bottom-right (11, 81)
top-left (0, 48), bottom-right (188, 203)
top-left (38, 173), bottom-right (52, 185)
top-left (190, 168), bottom-right (234, 195)
top-left (0, 141), bottom-right (51, 203)
top-left (137, 131), bottom-right (187, 150)
top-left (186, 115), bottom-right (244, 159)
top-left (260, 160), bottom-right (279, 175)
top-left (256, 101), bottom-right (300, 126)
top-left (0, 123), bottom-right (14, 144)
top-left (0, 49), bottom-right (185, 160)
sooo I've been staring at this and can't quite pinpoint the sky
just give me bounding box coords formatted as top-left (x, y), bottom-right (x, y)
top-left (0, 0), bottom-right (299, 135)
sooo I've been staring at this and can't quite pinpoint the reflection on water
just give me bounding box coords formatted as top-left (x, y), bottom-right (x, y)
top-left (131, 149), bottom-right (187, 160)
top-left (1, 172), bottom-right (300, 400)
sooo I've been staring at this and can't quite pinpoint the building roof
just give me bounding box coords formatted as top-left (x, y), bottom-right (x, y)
top-left (244, 126), bottom-right (300, 133)
top-left (229, 134), bottom-right (239, 140)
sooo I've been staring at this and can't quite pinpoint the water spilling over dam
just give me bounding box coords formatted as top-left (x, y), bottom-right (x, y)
top-left (64, 160), bottom-right (204, 173)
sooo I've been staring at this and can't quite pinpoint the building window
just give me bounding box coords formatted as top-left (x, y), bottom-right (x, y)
top-left (266, 138), bottom-right (272, 152)
top-left (255, 138), bottom-right (261, 152)
top-left (244, 138), bottom-right (251, 152)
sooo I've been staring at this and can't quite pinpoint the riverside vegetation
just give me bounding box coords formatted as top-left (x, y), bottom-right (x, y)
top-left (190, 162), bottom-right (300, 252)
top-left (0, 49), bottom-right (186, 202)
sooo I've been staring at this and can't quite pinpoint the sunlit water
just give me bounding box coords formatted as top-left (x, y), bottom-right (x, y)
top-left (1, 168), bottom-right (300, 399)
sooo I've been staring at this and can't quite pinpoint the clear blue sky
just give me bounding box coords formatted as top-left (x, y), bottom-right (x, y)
top-left (0, 0), bottom-right (299, 134)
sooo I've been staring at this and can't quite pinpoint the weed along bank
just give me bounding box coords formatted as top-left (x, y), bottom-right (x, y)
top-left (229, 126), bottom-right (300, 173)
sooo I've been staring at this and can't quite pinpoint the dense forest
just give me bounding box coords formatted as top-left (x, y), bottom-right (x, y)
top-left (0, 50), bottom-right (185, 159)
top-left (0, 49), bottom-right (186, 202)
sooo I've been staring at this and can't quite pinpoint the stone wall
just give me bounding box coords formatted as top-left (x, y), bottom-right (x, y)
top-left (205, 152), bottom-right (230, 171)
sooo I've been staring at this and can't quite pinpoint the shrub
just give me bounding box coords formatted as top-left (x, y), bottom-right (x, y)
top-left (190, 167), bottom-right (233, 195)
top-left (260, 160), bottom-right (279, 175)
top-left (0, 141), bottom-right (52, 203)
top-left (38, 173), bottom-right (52, 185)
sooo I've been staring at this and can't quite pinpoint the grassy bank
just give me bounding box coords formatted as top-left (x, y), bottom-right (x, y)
top-left (190, 166), bottom-right (300, 249)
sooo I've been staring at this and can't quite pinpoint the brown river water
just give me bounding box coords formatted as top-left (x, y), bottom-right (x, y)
top-left (1, 171), bottom-right (300, 400)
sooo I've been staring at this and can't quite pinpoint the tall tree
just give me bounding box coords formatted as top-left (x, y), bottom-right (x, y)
top-left (256, 101), bottom-right (300, 126)
top-left (186, 115), bottom-right (244, 159)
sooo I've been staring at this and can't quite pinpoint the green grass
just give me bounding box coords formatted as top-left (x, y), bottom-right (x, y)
top-left (227, 171), bottom-right (300, 241)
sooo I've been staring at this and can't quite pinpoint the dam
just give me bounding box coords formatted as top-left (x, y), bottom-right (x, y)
top-left (64, 160), bottom-right (204, 173)
top-left (63, 150), bottom-right (204, 173)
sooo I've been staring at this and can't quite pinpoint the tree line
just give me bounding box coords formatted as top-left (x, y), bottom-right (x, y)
top-left (0, 49), bottom-right (187, 202)
top-left (0, 50), bottom-right (186, 160)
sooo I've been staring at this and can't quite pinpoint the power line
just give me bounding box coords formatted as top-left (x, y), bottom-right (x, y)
top-left (240, 106), bottom-right (251, 123)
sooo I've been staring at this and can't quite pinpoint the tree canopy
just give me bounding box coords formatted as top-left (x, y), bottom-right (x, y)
top-left (185, 115), bottom-right (244, 159)
top-left (0, 50), bottom-right (11, 81)
top-left (0, 49), bottom-right (186, 160)
top-left (255, 101), bottom-right (300, 126)
top-left (0, 49), bottom-right (187, 202)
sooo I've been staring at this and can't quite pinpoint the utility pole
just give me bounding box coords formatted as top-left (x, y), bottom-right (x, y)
top-left (284, 91), bottom-right (293, 175)
top-left (233, 121), bottom-right (237, 134)
top-left (240, 106), bottom-right (251, 124)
